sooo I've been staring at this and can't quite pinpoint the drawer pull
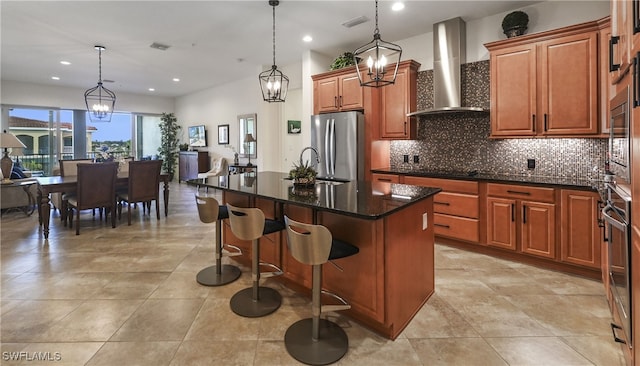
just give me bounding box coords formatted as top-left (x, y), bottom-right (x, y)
top-left (434, 223), bottom-right (450, 229)
top-left (434, 201), bottom-right (450, 206)
top-left (506, 190), bottom-right (531, 196)
top-left (511, 203), bottom-right (515, 222)
top-left (377, 178), bottom-right (392, 182)
top-left (611, 323), bottom-right (627, 344)
top-left (522, 205), bottom-right (527, 224)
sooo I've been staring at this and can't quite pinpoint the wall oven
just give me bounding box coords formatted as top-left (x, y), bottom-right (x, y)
top-left (603, 182), bottom-right (632, 346)
top-left (610, 86), bottom-right (630, 189)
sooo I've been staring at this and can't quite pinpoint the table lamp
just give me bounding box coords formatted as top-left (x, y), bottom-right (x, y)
top-left (0, 130), bottom-right (26, 183)
top-left (243, 133), bottom-right (256, 167)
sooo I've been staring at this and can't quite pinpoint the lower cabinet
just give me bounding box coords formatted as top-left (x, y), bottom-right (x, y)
top-left (486, 183), bottom-right (556, 259)
top-left (178, 151), bottom-right (209, 182)
top-left (560, 189), bottom-right (601, 269)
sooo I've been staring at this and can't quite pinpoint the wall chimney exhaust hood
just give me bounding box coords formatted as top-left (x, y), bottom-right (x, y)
top-left (408, 17), bottom-right (488, 117)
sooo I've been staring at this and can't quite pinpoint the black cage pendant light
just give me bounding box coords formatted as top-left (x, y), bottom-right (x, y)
top-left (84, 45), bottom-right (116, 122)
top-left (353, 0), bottom-right (402, 88)
top-left (259, 0), bottom-right (289, 102)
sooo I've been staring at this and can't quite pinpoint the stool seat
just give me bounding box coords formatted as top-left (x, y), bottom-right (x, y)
top-left (227, 203), bottom-right (284, 318)
top-left (283, 216), bottom-right (359, 365)
top-left (194, 195), bottom-right (241, 286)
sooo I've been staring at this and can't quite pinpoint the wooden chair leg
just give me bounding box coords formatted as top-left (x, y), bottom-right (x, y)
top-left (155, 199), bottom-right (160, 220)
top-left (127, 202), bottom-right (132, 226)
top-left (75, 208), bottom-right (80, 235)
top-left (111, 205), bottom-right (116, 228)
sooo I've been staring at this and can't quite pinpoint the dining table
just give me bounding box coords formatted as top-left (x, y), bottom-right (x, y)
top-left (35, 172), bottom-right (170, 239)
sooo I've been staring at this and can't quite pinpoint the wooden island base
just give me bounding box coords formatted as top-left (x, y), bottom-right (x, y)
top-left (222, 192), bottom-right (435, 340)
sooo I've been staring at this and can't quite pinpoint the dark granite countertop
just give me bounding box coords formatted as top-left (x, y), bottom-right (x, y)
top-left (189, 171), bottom-right (441, 220)
top-left (372, 167), bottom-right (604, 193)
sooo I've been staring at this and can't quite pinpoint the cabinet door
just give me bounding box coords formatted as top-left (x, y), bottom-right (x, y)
top-left (540, 32), bottom-right (598, 135)
top-left (521, 201), bottom-right (556, 259)
top-left (315, 77), bottom-right (339, 113)
top-left (380, 67), bottom-right (412, 139)
top-left (339, 73), bottom-right (364, 111)
top-left (486, 197), bottom-right (517, 250)
top-left (560, 190), bottom-right (601, 268)
top-left (600, 24), bottom-right (613, 134)
top-left (490, 44), bottom-right (537, 136)
top-left (612, 0), bottom-right (633, 82)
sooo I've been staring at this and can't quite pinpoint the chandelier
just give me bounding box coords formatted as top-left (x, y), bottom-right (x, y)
top-left (84, 45), bottom-right (116, 122)
top-left (259, 0), bottom-right (289, 102)
top-left (353, 0), bottom-right (402, 87)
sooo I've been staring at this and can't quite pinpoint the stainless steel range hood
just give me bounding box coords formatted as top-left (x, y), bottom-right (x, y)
top-left (408, 17), bottom-right (488, 117)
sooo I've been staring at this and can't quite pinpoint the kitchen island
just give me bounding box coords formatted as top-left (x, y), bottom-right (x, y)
top-left (192, 171), bottom-right (440, 339)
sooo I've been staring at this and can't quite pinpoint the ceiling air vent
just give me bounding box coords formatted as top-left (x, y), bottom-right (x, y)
top-left (342, 16), bottom-right (369, 28)
top-left (149, 42), bottom-right (171, 51)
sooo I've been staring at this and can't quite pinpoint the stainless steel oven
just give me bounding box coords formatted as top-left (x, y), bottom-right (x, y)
top-left (610, 86), bottom-right (630, 188)
top-left (603, 182), bottom-right (632, 346)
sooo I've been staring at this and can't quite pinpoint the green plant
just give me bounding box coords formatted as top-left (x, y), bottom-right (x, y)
top-left (330, 52), bottom-right (358, 70)
top-left (157, 112), bottom-right (182, 180)
top-left (501, 10), bottom-right (529, 33)
top-left (289, 159), bottom-right (317, 185)
top-left (179, 143), bottom-right (189, 151)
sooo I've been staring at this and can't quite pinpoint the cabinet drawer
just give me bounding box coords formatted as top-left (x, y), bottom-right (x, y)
top-left (403, 176), bottom-right (478, 194)
top-left (433, 192), bottom-right (479, 219)
top-left (371, 173), bottom-right (400, 183)
top-left (487, 183), bottom-right (555, 203)
top-left (434, 213), bottom-right (479, 243)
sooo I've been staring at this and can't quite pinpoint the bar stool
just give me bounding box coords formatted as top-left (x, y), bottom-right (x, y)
top-left (226, 203), bottom-right (285, 317)
top-left (283, 216), bottom-right (359, 365)
top-left (194, 195), bottom-right (242, 286)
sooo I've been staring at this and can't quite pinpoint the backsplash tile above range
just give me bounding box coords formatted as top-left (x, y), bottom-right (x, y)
top-left (390, 60), bottom-right (608, 181)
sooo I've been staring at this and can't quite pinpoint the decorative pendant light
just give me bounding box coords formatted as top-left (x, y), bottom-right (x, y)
top-left (84, 45), bottom-right (116, 122)
top-left (353, 0), bottom-right (402, 88)
top-left (259, 0), bottom-right (289, 102)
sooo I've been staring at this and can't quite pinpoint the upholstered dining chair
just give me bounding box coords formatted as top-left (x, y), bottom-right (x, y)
top-left (58, 158), bottom-right (94, 224)
top-left (117, 156), bottom-right (135, 175)
top-left (117, 159), bottom-right (163, 225)
top-left (66, 162), bottom-right (118, 235)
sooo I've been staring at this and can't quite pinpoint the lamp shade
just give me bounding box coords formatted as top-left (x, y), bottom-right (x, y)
top-left (0, 131), bottom-right (26, 149)
top-left (244, 134), bottom-right (257, 143)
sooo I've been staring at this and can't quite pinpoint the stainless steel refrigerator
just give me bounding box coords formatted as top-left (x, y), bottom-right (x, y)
top-left (311, 111), bottom-right (365, 182)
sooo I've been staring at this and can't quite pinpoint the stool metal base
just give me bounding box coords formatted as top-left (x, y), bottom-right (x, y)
top-left (284, 318), bottom-right (348, 365)
top-left (196, 264), bottom-right (241, 286)
top-left (230, 286), bottom-right (282, 317)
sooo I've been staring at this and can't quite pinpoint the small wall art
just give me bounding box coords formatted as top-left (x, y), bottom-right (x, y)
top-left (287, 120), bottom-right (301, 134)
top-left (218, 124), bottom-right (229, 144)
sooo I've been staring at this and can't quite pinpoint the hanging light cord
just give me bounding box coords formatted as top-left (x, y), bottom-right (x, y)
top-left (271, 2), bottom-right (276, 67)
top-left (374, 0), bottom-right (380, 36)
top-left (97, 47), bottom-right (103, 84)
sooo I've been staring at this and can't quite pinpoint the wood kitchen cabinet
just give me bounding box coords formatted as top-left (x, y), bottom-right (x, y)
top-left (486, 21), bottom-right (600, 137)
top-left (560, 189), bottom-right (601, 269)
top-left (403, 176), bottom-right (480, 243)
top-left (178, 151), bottom-right (209, 182)
top-left (378, 60), bottom-right (420, 139)
top-left (312, 67), bottom-right (364, 114)
top-left (599, 17), bottom-right (613, 135)
top-left (486, 183), bottom-right (556, 259)
top-left (371, 173), bottom-right (400, 183)
top-left (611, 0), bottom-right (634, 84)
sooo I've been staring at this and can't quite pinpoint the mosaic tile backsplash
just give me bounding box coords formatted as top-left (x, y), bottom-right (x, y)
top-left (390, 61), bottom-right (608, 181)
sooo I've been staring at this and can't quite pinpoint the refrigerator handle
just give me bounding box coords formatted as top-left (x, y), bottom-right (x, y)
top-left (324, 119), bottom-right (331, 175)
top-left (330, 119), bottom-right (336, 176)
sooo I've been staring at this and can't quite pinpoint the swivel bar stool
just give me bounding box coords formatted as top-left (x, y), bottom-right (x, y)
top-left (194, 195), bottom-right (242, 286)
top-left (226, 203), bottom-right (285, 317)
top-left (283, 216), bottom-right (360, 365)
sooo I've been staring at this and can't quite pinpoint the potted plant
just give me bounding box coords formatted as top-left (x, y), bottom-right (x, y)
top-left (330, 52), bottom-right (358, 70)
top-left (289, 159), bottom-right (317, 186)
top-left (157, 112), bottom-right (182, 181)
top-left (502, 10), bottom-right (529, 38)
top-left (179, 143), bottom-right (189, 151)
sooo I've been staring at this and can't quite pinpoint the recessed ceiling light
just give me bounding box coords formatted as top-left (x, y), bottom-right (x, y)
top-left (51, 76), bottom-right (60, 80)
top-left (303, 35), bottom-right (312, 42)
top-left (148, 88), bottom-right (155, 92)
top-left (392, 2), bottom-right (405, 11)
top-left (60, 61), bottom-right (71, 65)
top-left (173, 78), bottom-right (180, 82)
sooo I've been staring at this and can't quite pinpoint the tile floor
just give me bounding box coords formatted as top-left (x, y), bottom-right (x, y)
top-left (0, 182), bottom-right (626, 365)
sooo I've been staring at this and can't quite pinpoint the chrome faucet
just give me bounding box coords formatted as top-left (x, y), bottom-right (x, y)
top-left (299, 146), bottom-right (320, 167)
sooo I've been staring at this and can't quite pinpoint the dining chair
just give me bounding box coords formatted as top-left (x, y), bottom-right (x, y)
top-left (58, 158), bottom-right (94, 224)
top-left (66, 162), bottom-right (118, 235)
top-left (117, 160), bottom-right (163, 225)
top-left (118, 156), bottom-right (135, 175)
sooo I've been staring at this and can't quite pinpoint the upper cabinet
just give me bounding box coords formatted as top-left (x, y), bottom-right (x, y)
top-left (378, 60), bottom-right (420, 140)
top-left (312, 67), bottom-right (364, 114)
top-left (486, 21), bottom-right (601, 137)
top-left (611, 0), bottom-right (633, 84)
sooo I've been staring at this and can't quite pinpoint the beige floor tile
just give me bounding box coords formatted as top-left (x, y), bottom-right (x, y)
top-left (170, 340), bottom-right (257, 366)
top-left (336, 337), bottom-right (422, 365)
top-left (410, 338), bottom-right (508, 366)
top-left (252, 339), bottom-right (303, 366)
top-left (401, 294), bottom-right (480, 338)
top-left (1, 342), bottom-right (104, 366)
top-left (149, 271), bottom-right (213, 299)
top-left (184, 298), bottom-right (261, 341)
top-left (42, 299), bottom-right (144, 341)
top-left (85, 341), bottom-right (180, 366)
top-left (561, 336), bottom-right (627, 366)
top-left (486, 336), bottom-right (594, 366)
top-left (92, 272), bottom-right (170, 299)
top-left (110, 299), bottom-right (204, 341)
top-left (1, 300), bottom-right (81, 342)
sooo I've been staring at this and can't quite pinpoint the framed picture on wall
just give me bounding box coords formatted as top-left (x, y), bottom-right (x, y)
top-left (218, 124), bottom-right (229, 144)
top-left (287, 120), bottom-right (301, 134)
